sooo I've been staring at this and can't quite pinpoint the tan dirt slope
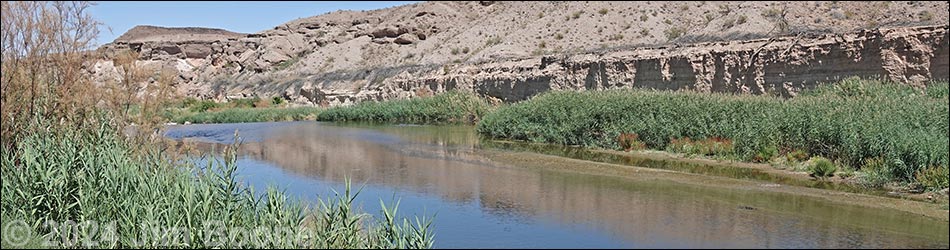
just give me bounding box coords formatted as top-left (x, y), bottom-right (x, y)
top-left (92, 1), bottom-right (950, 105)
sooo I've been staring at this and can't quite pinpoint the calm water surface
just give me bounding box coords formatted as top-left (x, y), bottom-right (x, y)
top-left (164, 121), bottom-right (949, 249)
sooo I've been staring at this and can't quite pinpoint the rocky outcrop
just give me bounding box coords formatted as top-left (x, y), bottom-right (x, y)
top-left (92, 1), bottom-right (950, 105)
top-left (190, 25), bottom-right (950, 106)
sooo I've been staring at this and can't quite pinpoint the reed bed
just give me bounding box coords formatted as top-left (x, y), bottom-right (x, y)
top-left (170, 107), bottom-right (323, 124)
top-left (1, 118), bottom-right (433, 248)
top-left (477, 77), bottom-right (949, 190)
top-left (317, 91), bottom-right (492, 124)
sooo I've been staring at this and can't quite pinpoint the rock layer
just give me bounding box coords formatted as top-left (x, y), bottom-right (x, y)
top-left (91, 1), bottom-right (950, 106)
top-left (201, 25), bottom-right (950, 106)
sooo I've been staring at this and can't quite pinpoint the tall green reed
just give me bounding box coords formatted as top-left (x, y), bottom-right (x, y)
top-left (1, 117), bottom-right (433, 248)
top-left (317, 91), bottom-right (492, 124)
top-left (477, 77), bottom-right (949, 189)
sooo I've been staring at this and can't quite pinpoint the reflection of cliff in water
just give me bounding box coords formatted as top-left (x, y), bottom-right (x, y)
top-left (226, 123), bottom-right (947, 249)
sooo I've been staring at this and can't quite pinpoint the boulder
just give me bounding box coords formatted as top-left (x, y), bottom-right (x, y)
top-left (180, 43), bottom-right (213, 58)
top-left (370, 26), bottom-right (408, 38)
top-left (371, 38), bottom-right (391, 44)
top-left (393, 33), bottom-right (417, 45)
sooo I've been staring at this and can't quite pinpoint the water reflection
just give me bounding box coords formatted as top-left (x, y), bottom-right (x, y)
top-left (166, 122), bottom-right (949, 248)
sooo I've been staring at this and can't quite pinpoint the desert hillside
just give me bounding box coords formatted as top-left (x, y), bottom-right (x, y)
top-left (93, 1), bottom-right (950, 105)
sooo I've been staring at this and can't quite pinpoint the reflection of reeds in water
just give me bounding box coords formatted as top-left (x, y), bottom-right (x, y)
top-left (480, 139), bottom-right (875, 194)
top-left (227, 124), bottom-right (948, 248)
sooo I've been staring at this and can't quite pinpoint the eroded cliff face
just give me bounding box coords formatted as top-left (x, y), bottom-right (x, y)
top-left (91, 1), bottom-right (950, 106)
top-left (187, 25), bottom-right (947, 106)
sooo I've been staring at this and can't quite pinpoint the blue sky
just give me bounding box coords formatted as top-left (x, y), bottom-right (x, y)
top-left (90, 1), bottom-right (417, 45)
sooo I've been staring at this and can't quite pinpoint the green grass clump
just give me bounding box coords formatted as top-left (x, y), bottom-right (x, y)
top-left (785, 149), bottom-right (810, 163)
top-left (172, 107), bottom-right (323, 124)
top-left (667, 137), bottom-right (735, 157)
top-left (317, 91), bottom-right (492, 124)
top-left (914, 166), bottom-right (949, 191)
top-left (188, 99), bottom-right (219, 113)
top-left (808, 157), bottom-right (837, 178)
top-left (273, 96), bottom-right (286, 106)
top-left (228, 97), bottom-right (261, 109)
top-left (1, 118), bottom-right (434, 248)
top-left (477, 77), bottom-right (949, 186)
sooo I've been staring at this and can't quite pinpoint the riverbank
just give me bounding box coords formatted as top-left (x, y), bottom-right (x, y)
top-left (483, 139), bottom-right (948, 203)
top-left (159, 77), bottom-right (949, 198)
top-left (161, 120), bottom-right (948, 248)
top-left (477, 145), bottom-right (950, 222)
top-left (165, 91), bottom-right (490, 125)
top-left (477, 77), bottom-right (949, 192)
top-left (164, 96), bottom-right (322, 124)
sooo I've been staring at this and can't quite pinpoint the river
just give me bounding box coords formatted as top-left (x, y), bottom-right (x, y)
top-left (163, 121), bottom-right (949, 248)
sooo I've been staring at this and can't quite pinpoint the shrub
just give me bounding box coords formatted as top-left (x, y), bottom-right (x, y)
top-left (753, 145), bottom-right (779, 163)
top-left (704, 13), bottom-right (716, 25)
top-left (571, 11), bottom-right (584, 19)
top-left (189, 100), bottom-right (219, 113)
top-left (485, 37), bottom-right (502, 46)
top-left (859, 157), bottom-right (893, 188)
top-left (618, 133), bottom-right (646, 151)
top-left (664, 26), bottom-right (686, 41)
top-left (703, 137), bottom-right (735, 156)
top-left (667, 137), bottom-right (735, 156)
top-left (786, 149), bottom-right (809, 163)
top-left (276, 56), bottom-right (299, 70)
top-left (254, 97), bottom-right (272, 108)
top-left (809, 157), bottom-right (837, 178)
top-left (598, 8), bottom-right (609, 15)
top-left (272, 96), bottom-right (286, 106)
top-left (229, 97), bottom-right (260, 108)
top-left (915, 166), bottom-right (949, 191)
top-left (919, 11), bottom-right (933, 22)
top-left (762, 7), bottom-right (782, 18)
top-left (736, 15), bottom-right (747, 25)
top-left (718, 4), bottom-right (731, 14)
top-left (181, 97), bottom-right (199, 108)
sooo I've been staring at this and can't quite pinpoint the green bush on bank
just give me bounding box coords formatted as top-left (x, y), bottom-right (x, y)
top-left (1, 118), bottom-right (434, 248)
top-left (477, 77), bottom-right (949, 188)
top-left (808, 157), bottom-right (838, 178)
top-left (317, 91), bottom-right (492, 124)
